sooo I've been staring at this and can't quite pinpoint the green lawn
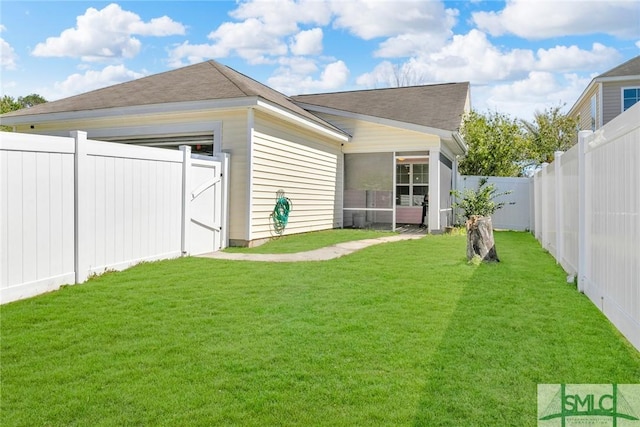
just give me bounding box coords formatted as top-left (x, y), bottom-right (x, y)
top-left (1, 232), bottom-right (638, 426)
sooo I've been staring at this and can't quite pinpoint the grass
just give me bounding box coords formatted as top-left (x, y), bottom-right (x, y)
top-left (1, 232), bottom-right (638, 426)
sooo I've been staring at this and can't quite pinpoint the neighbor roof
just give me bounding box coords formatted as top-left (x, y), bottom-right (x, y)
top-left (292, 82), bottom-right (470, 132)
top-left (596, 55), bottom-right (640, 78)
top-left (1, 60), bottom-right (343, 134)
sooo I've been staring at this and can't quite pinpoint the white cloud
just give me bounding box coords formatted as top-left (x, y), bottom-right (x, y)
top-left (268, 60), bottom-right (349, 94)
top-left (167, 41), bottom-right (230, 68)
top-left (330, 0), bottom-right (455, 40)
top-left (231, 0), bottom-right (332, 32)
top-left (50, 65), bottom-right (146, 99)
top-left (473, 0), bottom-right (640, 39)
top-left (1, 37), bottom-right (18, 70)
top-left (474, 72), bottom-right (593, 121)
top-left (31, 4), bottom-right (185, 62)
top-left (536, 43), bottom-right (621, 72)
top-left (207, 19), bottom-right (289, 63)
top-left (290, 28), bottom-right (323, 56)
top-left (413, 30), bottom-right (535, 84)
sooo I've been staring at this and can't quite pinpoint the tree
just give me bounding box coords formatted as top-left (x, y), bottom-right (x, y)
top-left (17, 93), bottom-right (47, 109)
top-left (458, 110), bottom-right (528, 177)
top-left (521, 105), bottom-right (578, 168)
top-left (1, 95), bottom-right (21, 114)
top-left (1, 93), bottom-right (47, 131)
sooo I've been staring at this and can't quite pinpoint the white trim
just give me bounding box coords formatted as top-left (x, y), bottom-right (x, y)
top-left (598, 84), bottom-right (604, 129)
top-left (246, 107), bottom-right (255, 242)
top-left (255, 99), bottom-right (349, 142)
top-left (621, 85), bottom-right (640, 112)
top-left (598, 75), bottom-right (640, 83)
top-left (1, 98), bottom-right (254, 125)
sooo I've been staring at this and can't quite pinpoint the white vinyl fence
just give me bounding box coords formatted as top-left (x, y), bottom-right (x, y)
top-left (1, 131), bottom-right (229, 304)
top-left (533, 102), bottom-right (640, 351)
top-left (455, 175), bottom-right (531, 231)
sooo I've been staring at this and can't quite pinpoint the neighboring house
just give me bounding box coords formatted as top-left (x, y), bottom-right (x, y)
top-left (568, 55), bottom-right (640, 131)
top-left (0, 60), bottom-right (469, 247)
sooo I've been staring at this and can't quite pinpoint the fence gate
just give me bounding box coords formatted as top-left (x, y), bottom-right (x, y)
top-left (186, 153), bottom-right (229, 255)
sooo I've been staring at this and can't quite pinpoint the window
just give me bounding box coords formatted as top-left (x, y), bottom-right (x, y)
top-left (396, 163), bottom-right (428, 206)
top-left (622, 87), bottom-right (640, 111)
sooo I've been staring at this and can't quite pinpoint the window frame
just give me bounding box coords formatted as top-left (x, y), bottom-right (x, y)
top-left (621, 86), bottom-right (640, 112)
top-left (395, 162), bottom-right (429, 207)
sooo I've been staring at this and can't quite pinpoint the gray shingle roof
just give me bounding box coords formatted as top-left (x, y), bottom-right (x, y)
top-left (597, 55), bottom-right (640, 78)
top-left (292, 82), bottom-right (469, 132)
top-left (1, 60), bottom-right (341, 133)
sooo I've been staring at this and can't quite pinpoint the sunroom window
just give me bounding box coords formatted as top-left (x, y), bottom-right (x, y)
top-left (396, 163), bottom-right (428, 206)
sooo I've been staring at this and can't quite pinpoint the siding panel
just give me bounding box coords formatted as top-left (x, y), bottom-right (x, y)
top-left (251, 113), bottom-right (343, 241)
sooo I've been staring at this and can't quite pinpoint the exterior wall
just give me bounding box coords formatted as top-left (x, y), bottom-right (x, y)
top-left (316, 112), bottom-right (446, 231)
top-left (571, 85), bottom-right (599, 131)
top-left (602, 79), bottom-right (640, 126)
top-left (317, 113), bottom-right (441, 153)
top-left (249, 111), bottom-right (343, 244)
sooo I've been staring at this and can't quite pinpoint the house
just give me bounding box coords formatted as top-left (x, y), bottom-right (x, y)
top-left (0, 60), bottom-right (469, 247)
top-left (568, 55), bottom-right (640, 131)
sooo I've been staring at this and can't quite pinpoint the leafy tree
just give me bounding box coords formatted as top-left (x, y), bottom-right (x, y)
top-left (17, 93), bottom-right (47, 109)
top-left (1, 95), bottom-right (21, 115)
top-left (458, 110), bottom-right (527, 177)
top-left (1, 93), bottom-right (47, 131)
top-left (521, 105), bottom-right (578, 167)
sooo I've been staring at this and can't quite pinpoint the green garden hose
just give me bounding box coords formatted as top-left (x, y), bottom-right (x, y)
top-left (270, 190), bottom-right (292, 235)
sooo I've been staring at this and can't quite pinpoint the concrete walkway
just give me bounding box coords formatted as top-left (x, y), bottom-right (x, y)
top-left (198, 233), bottom-right (425, 262)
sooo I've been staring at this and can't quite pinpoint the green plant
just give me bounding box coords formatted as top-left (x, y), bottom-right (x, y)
top-left (451, 178), bottom-right (512, 220)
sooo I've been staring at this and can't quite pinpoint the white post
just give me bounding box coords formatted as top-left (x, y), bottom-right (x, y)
top-left (71, 130), bottom-right (89, 284)
top-left (577, 130), bottom-right (592, 293)
top-left (219, 152), bottom-right (230, 249)
top-left (428, 148), bottom-right (441, 233)
top-left (554, 151), bottom-right (564, 267)
top-left (452, 156), bottom-right (459, 225)
top-left (180, 145), bottom-right (192, 256)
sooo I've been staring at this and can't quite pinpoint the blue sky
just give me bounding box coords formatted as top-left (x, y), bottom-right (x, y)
top-left (1, 0), bottom-right (639, 120)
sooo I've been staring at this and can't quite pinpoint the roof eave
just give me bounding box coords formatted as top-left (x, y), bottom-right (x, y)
top-left (0, 97), bottom-right (351, 142)
top-left (255, 99), bottom-right (350, 142)
top-left (0, 97), bottom-right (257, 126)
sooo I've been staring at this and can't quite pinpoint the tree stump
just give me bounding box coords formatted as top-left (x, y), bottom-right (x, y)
top-left (466, 215), bottom-right (499, 262)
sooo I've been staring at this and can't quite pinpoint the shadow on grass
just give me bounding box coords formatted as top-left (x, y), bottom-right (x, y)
top-left (411, 232), bottom-right (640, 427)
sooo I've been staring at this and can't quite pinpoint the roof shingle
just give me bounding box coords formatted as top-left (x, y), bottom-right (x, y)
top-left (1, 60), bottom-right (340, 133)
top-left (292, 82), bottom-right (469, 132)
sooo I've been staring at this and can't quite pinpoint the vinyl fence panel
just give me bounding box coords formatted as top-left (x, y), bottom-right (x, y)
top-left (1, 133), bottom-right (76, 302)
top-left (74, 133), bottom-right (185, 282)
top-left (455, 175), bottom-right (531, 231)
top-left (1, 131), bottom-right (229, 303)
top-left (532, 102), bottom-right (640, 351)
